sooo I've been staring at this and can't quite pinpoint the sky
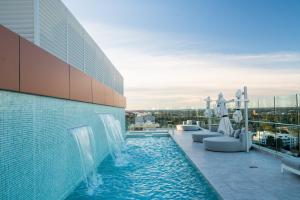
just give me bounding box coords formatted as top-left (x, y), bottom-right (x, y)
top-left (62, 0), bottom-right (300, 110)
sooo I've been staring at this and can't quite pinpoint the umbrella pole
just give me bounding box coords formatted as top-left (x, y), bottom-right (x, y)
top-left (244, 86), bottom-right (249, 152)
top-left (208, 99), bottom-right (212, 131)
top-left (206, 97), bottom-right (212, 131)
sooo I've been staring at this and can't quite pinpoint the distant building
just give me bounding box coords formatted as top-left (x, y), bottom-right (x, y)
top-left (253, 131), bottom-right (298, 148)
top-left (129, 112), bottom-right (159, 130)
top-left (144, 114), bottom-right (155, 123)
top-left (135, 115), bottom-right (145, 125)
top-left (135, 112), bottom-right (155, 125)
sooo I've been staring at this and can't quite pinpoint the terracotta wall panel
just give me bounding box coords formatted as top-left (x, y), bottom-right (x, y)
top-left (118, 94), bottom-right (122, 107)
top-left (113, 91), bottom-right (118, 107)
top-left (111, 91), bottom-right (115, 106)
top-left (118, 96), bottom-right (122, 108)
top-left (1, 25), bottom-right (125, 108)
top-left (109, 89), bottom-right (114, 106)
top-left (103, 85), bottom-right (108, 105)
top-left (116, 94), bottom-right (121, 107)
top-left (117, 93), bottom-right (121, 107)
top-left (92, 79), bottom-right (105, 104)
top-left (122, 97), bottom-right (125, 108)
top-left (70, 67), bottom-right (93, 103)
top-left (20, 38), bottom-right (69, 99)
top-left (104, 85), bottom-right (112, 106)
top-left (122, 96), bottom-right (127, 108)
top-left (108, 87), bottom-right (114, 106)
top-left (0, 25), bottom-right (19, 91)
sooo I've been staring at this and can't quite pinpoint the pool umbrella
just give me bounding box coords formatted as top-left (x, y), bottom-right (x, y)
top-left (216, 93), bottom-right (233, 135)
top-left (233, 89), bottom-right (243, 123)
top-left (204, 96), bottom-right (212, 131)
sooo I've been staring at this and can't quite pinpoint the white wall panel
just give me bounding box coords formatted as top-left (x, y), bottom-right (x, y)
top-left (0, 0), bottom-right (35, 42)
top-left (102, 56), bottom-right (110, 86)
top-left (95, 48), bottom-right (105, 83)
top-left (39, 0), bottom-right (67, 62)
top-left (84, 31), bottom-right (96, 78)
top-left (0, 0), bottom-right (123, 95)
top-left (67, 12), bottom-right (84, 71)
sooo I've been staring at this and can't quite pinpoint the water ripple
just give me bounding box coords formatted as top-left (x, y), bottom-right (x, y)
top-left (66, 137), bottom-right (221, 200)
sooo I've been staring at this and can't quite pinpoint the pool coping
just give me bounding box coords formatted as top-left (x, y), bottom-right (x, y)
top-left (169, 132), bottom-right (224, 200)
top-left (170, 130), bottom-right (300, 200)
top-left (125, 132), bottom-right (170, 138)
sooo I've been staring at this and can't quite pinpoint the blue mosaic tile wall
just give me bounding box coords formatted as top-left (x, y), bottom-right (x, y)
top-left (0, 90), bottom-right (125, 200)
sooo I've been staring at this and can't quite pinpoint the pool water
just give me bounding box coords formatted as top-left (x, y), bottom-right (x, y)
top-left (66, 137), bottom-right (221, 200)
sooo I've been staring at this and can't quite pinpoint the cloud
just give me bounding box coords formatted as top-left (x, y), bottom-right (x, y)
top-left (81, 21), bottom-right (300, 110)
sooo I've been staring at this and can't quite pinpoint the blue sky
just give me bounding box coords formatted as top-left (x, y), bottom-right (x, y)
top-left (62, 0), bottom-right (300, 109)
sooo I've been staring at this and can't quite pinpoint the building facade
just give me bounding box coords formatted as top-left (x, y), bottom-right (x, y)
top-left (253, 131), bottom-right (298, 148)
top-left (0, 0), bottom-right (123, 95)
top-left (0, 0), bottom-right (126, 199)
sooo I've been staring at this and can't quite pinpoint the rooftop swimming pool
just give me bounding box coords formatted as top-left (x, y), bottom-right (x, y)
top-left (66, 136), bottom-right (221, 200)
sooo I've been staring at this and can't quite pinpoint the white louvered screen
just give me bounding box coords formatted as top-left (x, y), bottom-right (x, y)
top-left (95, 47), bottom-right (105, 83)
top-left (84, 31), bottom-right (96, 78)
top-left (39, 0), bottom-right (67, 62)
top-left (67, 12), bottom-right (84, 71)
top-left (0, 0), bottom-right (124, 95)
top-left (0, 0), bottom-right (35, 42)
top-left (102, 56), bottom-right (110, 87)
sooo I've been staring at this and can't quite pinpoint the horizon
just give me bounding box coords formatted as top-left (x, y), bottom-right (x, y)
top-left (62, 0), bottom-right (300, 110)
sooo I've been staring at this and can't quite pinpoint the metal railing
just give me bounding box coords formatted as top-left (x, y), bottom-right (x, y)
top-left (125, 93), bottom-right (300, 156)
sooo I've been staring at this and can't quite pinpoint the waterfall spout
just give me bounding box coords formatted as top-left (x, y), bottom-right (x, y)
top-left (70, 126), bottom-right (102, 195)
top-left (99, 114), bottom-right (128, 167)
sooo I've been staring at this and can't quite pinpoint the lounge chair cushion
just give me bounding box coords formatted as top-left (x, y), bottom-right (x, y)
top-left (234, 129), bottom-right (241, 138)
top-left (211, 124), bottom-right (219, 132)
top-left (229, 130), bottom-right (234, 137)
top-left (204, 136), bottom-right (244, 152)
top-left (282, 157), bottom-right (300, 170)
top-left (192, 132), bottom-right (222, 143)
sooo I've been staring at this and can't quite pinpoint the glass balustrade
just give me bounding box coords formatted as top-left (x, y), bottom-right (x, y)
top-left (126, 93), bottom-right (300, 157)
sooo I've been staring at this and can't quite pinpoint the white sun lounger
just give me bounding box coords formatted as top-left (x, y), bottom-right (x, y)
top-left (192, 132), bottom-right (222, 143)
top-left (203, 131), bottom-right (251, 152)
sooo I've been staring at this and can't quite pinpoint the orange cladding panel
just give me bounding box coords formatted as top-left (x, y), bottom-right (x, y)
top-left (0, 25), bottom-right (20, 91)
top-left (70, 66), bottom-right (93, 103)
top-left (20, 38), bottom-right (69, 99)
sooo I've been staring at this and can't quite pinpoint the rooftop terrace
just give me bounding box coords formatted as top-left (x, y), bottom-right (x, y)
top-left (171, 130), bottom-right (300, 200)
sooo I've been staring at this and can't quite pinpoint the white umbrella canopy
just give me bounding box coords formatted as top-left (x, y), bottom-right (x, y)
top-left (204, 96), bottom-right (213, 131)
top-left (204, 96), bottom-right (212, 118)
top-left (216, 93), bottom-right (233, 135)
top-left (233, 89), bottom-right (243, 123)
top-left (218, 117), bottom-right (233, 135)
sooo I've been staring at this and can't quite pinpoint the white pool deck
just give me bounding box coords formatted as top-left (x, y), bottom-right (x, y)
top-left (171, 130), bottom-right (300, 200)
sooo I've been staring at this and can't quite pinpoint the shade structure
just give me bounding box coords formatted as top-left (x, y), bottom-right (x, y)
top-left (216, 93), bottom-right (233, 135)
top-left (218, 117), bottom-right (233, 135)
top-left (215, 93), bottom-right (228, 117)
top-left (233, 89), bottom-right (243, 123)
top-left (233, 110), bottom-right (243, 123)
top-left (204, 109), bottom-right (212, 118)
top-left (204, 96), bottom-right (213, 131)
